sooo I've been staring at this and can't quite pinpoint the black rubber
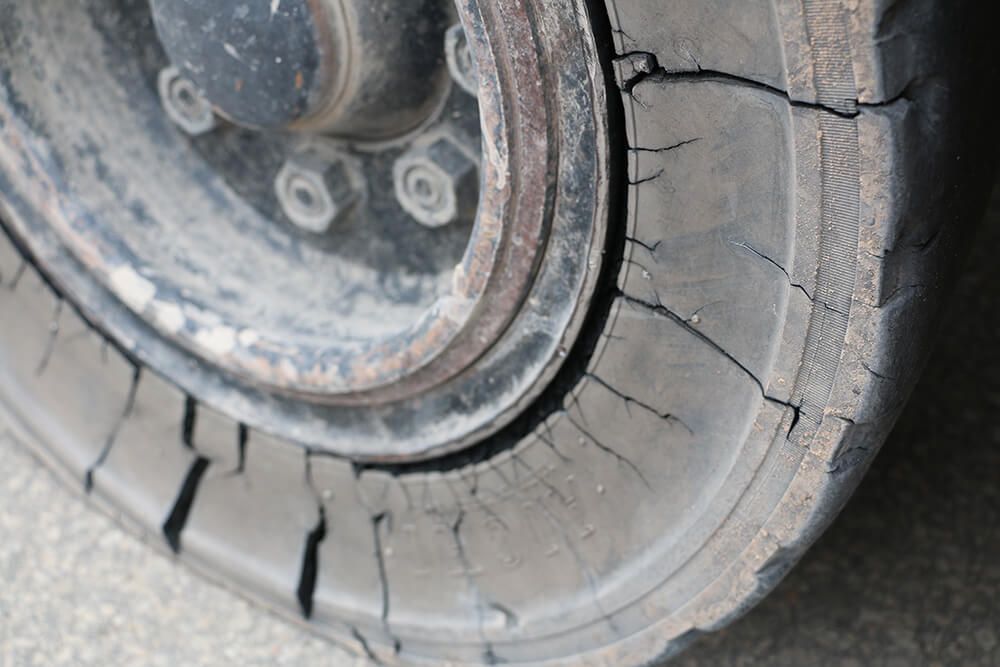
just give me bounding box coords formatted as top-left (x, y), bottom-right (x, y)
top-left (0, 1), bottom-right (996, 665)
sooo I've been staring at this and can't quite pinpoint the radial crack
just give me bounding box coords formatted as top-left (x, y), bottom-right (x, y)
top-left (625, 236), bottom-right (662, 259)
top-left (85, 366), bottom-right (142, 492)
top-left (34, 298), bottom-right (64, 376)
top-left (625, 257), bottom-right (654, 276)
top-left (861, 361), bottom-right (897, 382)
top-left (731, 239), bottom-right (850, 316)
top-left (350, 627), bottom-right (379, 663)
top-left (584, 371), bottom-right (692, 433)
top-left (630, 137), bottom-right (702, 154)
top-left (563, 411), bottom-right (651, 490)
top-left (533, 496), bottom-right (620, 635)
top-left (730, 240), bottom-right (815, 301)
top-left (372, 512), bottom-right (393, 631)
top-left (510, 454), bottom-right (571, 506)
top-left (7, 261), bottom-right (26, 291)
top-left (449, 511), bottom-right (501, 664)
top-left (535, 424), bottom-right (572, 464)
top-left (615, 49), bottom-right (909, 118)
top-left (652, 68), bottom-right (862, 118)
top-left (611, 26), bottom-right (637, 45)
top-left (446, 475), bottom-right (508, 531)
top-left (350, 469), bottom-right (403, 652)
top-left (620, 291), bottom-right (802, 436)
top-left (485, 463), bottom-right (619, 635)
top-left (629, 168), bottom-right (664, 186)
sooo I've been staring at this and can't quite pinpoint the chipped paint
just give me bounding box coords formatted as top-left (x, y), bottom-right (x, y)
top-left (193, 326), bottom-right (237, 357)
top-left (110, 265), bottom-right (156, 314)
top-left (152, 301), bottom-right (186, 334)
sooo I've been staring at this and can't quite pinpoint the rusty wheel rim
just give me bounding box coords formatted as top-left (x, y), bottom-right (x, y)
top-left (0, 0), bottom-right (611, 462)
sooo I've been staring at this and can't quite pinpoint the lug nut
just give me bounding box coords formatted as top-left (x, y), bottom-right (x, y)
top-left (275, 144), bottom-right (362, 234)
top-left (393, 131), bottom-right (479, 228)
top-left (445, 25), bottom-right (479, 97)
top-left (158, 66), bottom-right (218, 136)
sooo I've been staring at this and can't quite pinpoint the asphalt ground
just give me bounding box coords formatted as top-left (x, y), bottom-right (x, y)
top-left (2, 190), bottom-right (998, 666)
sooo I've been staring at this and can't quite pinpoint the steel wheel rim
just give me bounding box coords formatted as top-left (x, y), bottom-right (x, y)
top-left (0, 0), bottom-right (611, 462)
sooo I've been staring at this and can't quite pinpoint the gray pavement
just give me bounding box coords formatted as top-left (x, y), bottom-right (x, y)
top-left (2, 199), bottom-right (999, 665)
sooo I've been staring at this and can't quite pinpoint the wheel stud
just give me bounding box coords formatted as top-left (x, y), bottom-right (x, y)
top-left (275, 144), bottom-right (362, 234)
top-left (157, 66), bottom-right (218, 137)
top-left (394, 131), bottom-right (479, 228)
top-left (445, 24), bottom-right (479, 96)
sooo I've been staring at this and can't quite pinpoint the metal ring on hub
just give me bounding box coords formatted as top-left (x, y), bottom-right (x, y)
top-left (0, 0), bottom-right (610, 462)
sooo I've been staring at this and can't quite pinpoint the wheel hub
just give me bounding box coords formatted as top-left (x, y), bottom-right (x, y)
top-left (150, 0), bottom-right (451, 139)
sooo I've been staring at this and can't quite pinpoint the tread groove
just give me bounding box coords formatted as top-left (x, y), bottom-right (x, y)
top-left (161, 457), bottom-right (211, 554)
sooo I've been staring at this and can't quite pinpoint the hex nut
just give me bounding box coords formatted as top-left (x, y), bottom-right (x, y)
top-left (393, 133), bottom-right (479, 228)
top-left (445, 24), bottom-right (479, 97)
top-left (158, 66), bottom-right (218, 136)
top-left (275, 146), bottom-right (362, 234)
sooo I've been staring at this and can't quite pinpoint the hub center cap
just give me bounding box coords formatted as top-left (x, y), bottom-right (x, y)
top-left (150, 0), bottom-right (451, 139)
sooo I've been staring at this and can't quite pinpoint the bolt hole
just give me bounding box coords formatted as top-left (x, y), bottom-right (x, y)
top-left (405, 168), bottom-right (443, 211)
top-left (177, 87), bottom-right (195, 107)
top-left (285, 173), bottom-right (327, 220)
top-left (294, 185), bottom-right (316, 209)
top-left (170, 78), bottom-right (205, 118)
top-left (413, 177), bottom-right (433, 202)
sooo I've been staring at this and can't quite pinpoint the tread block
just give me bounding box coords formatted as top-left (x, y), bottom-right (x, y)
top-left (92, 370), bottom-right (198, 537)
top-left (188, 404), bottom-right (243, 474)
top-left (182, 430), bottom-right (320, 608)
top-left (622, 80), bottom-right (794, 383)
top-left (0, 266), bottom-right (135, 481)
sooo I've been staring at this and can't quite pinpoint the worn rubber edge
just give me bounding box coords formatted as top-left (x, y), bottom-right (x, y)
top-left (614, 0), bottom-right (999, 663)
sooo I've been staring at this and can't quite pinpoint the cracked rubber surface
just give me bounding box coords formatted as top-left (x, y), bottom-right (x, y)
top-left (0, 1), bottom-right (996, 665)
